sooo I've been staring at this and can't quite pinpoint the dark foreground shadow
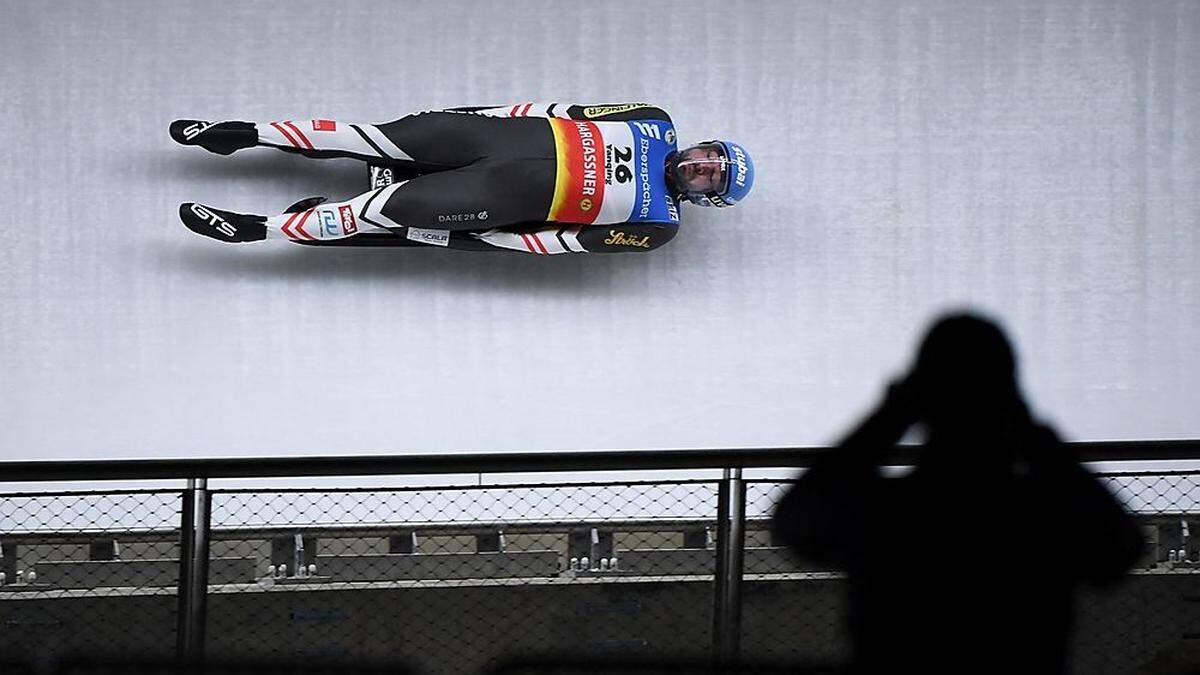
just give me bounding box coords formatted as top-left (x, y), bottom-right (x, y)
top-left (772, 312), bottom-right (1146, 673)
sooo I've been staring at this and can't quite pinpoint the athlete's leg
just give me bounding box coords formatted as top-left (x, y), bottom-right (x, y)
top-left (179, 158), bottom-right (555, 244)
top-left (371, 158), bottom-right (556, 232)
top-left (180, 190), bottom-right (395, 244)
top-left (373, 113), bottom-right (553, 167)
top-left (169, 113), bottom-right (553, 168)
top-left (169, 118), bottom-right (416, 164)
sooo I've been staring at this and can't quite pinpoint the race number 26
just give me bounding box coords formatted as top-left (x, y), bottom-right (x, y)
top-left (613, 146), bottom-right (633, 184)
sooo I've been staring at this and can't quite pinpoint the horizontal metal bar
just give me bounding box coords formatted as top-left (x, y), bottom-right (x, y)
top-left (0, 488), bottom-right (182, 499)
top-left (1088, 470), bottom-right (1200, 478)
top-left (0, 478), bottom-right (715, 502)
top-left (0, 440), bottom-right (1195, 483)
top-left (209, 477), bottom-right (722, 495)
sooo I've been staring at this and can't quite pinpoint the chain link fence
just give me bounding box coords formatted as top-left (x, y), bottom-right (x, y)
top-left (740, 471), bottom-right (1200, 674)
top-left (0, 490), bottom-right (182, 662)
top-left (204, 480), bottom-right (720, 673)
top-left (0, 455), bottom-right (1197, 673)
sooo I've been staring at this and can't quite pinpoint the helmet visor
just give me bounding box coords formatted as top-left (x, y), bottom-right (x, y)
top-left (672, 143), bottom-right (730, 198)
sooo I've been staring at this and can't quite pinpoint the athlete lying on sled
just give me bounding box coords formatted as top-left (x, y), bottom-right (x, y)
top-left (171, 102), bottom-right (754, 254)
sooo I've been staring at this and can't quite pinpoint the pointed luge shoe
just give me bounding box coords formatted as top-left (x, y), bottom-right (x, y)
top-left (179, 202), bottom-right (267, 243)
top-left (170, 120), bottom-right (258, 155)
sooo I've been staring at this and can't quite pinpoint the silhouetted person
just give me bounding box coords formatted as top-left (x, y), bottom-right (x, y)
top-left (772, 313), bottom-right (1144, 673)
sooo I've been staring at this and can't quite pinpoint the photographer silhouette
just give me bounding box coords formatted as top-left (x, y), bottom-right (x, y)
top-left (772, 313), bottom-right (1144, 672)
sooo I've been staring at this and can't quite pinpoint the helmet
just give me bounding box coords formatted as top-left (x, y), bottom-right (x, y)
top-left (667, 140), bottom-right (755, 207)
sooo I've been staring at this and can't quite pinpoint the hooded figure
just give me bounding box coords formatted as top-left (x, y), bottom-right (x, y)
top-left (772, 313), bottom-right (1144, 673)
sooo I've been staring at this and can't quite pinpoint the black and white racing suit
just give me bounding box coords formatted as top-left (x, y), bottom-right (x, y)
top-left (205, 103), bottom-right (684, 254)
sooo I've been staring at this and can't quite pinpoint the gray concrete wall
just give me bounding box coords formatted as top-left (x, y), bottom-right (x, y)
top-left (314, 551), bottom-right (561, 581)
top-left (0, 572), bottom-right (1194, 674)
top-left (31, 556), bottom-right (255, 589)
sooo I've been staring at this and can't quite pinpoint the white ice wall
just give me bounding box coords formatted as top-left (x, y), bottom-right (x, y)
top-left (0, 0), bottom-right (1196, 461)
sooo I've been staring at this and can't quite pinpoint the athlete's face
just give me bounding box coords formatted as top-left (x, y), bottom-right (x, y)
top-left (675, 145), bottom-right (728, 194)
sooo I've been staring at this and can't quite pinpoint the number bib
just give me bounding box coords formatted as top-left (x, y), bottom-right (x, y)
top-left (546, 118), bottom-right (680, 225)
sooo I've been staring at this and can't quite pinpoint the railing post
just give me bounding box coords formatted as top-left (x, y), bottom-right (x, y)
top-left (176, 478), bottom-right (211, 662)
top-left (712, 467), bottom-right (746, 663)
top-left (712, 471), bottom-right (730, 660)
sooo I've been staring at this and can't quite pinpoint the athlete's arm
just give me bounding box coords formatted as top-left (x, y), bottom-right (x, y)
top-left (443, 102), bottom-right (672, 124)
top-left (469, 222), bottom-right (678, 254)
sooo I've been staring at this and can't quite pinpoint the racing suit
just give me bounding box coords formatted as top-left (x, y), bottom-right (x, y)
top-left (203, 103), bottom-right (683, 254)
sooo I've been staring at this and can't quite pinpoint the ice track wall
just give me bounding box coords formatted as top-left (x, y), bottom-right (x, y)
top-left (0, 0), bottom-right (1196, 460)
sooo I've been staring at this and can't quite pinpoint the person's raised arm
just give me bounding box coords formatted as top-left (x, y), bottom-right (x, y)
top-left (771, 379), bottom-right (921, 558)
top-left (1027, 429), bottom-right (1145, 585)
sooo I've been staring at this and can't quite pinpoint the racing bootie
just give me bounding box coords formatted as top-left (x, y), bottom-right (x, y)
top-left (169, 120), bottom-right (258, 155)
top-left (179, 202), bottom-right (267, 243)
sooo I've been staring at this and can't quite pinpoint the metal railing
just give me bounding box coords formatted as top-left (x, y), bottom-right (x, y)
top-left (0, 439), bottom-right (1197, 674)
